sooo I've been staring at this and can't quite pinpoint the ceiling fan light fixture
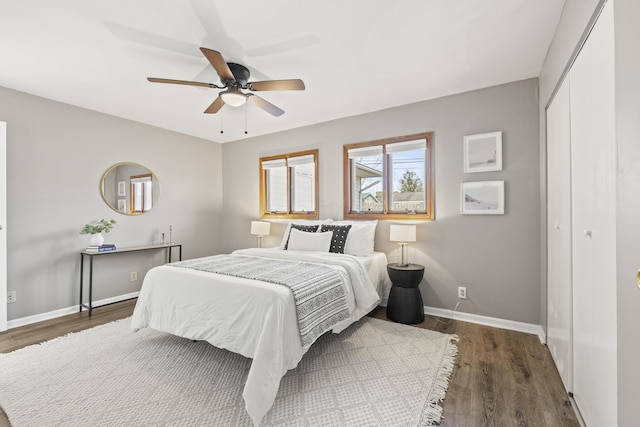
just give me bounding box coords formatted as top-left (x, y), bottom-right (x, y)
top-left (220, 89), bottom-right (247, 107)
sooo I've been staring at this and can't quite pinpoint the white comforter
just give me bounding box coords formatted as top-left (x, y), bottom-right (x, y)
top-left (130, 248), bottom-right (384, 426)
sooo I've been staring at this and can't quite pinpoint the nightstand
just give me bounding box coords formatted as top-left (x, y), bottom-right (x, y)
top-left (386, 263), bottom-right (425, 324)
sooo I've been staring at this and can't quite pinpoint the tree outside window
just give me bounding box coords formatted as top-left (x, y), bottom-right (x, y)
top-left (344, 133), bottom-right (434, 220)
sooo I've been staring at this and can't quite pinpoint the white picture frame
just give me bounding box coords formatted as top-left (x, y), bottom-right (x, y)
top-left (460, 181), bottom-right (505, 215)
top-left (117, 181), bottom-right (126, 196)
top-left (117, 198), bottom-right (126, 213)
top-left (463, 131), bottom-right (502, 173)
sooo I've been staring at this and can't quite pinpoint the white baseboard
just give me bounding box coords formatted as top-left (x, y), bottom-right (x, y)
top-left (379, 300), bottom-right (546, 344)
top-left (7, 292), bottom-right (139, 330)
top-left (423, 305), bottom-right (546, 344)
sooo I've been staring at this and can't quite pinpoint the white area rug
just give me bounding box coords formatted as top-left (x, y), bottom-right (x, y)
top-left (0, 317), bottom-right (457, 426)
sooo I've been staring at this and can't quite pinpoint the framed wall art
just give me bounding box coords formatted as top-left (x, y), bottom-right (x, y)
top-left (460, 180), bottom-right (505, 215)
top-left (463, 131), bottom-right (502, 173)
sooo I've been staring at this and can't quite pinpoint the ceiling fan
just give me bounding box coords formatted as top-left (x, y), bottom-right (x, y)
top-left (147, 47), bottom-right (305, 117)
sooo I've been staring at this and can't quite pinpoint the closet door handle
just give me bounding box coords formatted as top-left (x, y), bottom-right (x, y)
top-left (554, 224), bottom-right (561, 231)
top-left (583, 229), bottom-right (592, 237)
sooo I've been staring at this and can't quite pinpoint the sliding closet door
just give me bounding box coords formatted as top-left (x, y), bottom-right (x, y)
top-left (0, 122), bottom-right (5, 332)
top-left (545, 78), bottom-right (572, 392)
top-left (569, 2), bottom-right (617, 426)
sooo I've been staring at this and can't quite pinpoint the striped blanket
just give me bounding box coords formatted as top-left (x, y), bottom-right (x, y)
top-left (170, 254), bottom-right (350, 347)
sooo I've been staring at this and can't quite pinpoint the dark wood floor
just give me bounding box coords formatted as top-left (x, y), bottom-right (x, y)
top-left (369, 307), bottom-right (578, 427)
top-left (0, 301), bottom-right (578, 426)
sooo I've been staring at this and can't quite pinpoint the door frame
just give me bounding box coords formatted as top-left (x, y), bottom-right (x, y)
top-left (0, 122), bottom-right (6, 331)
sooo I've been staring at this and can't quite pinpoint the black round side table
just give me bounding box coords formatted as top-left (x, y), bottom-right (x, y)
top-left (386, 263), bottom-right (425, 324)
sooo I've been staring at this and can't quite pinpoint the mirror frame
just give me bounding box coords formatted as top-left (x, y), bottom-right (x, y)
top-left (100, 162), bottom-right (160, 216)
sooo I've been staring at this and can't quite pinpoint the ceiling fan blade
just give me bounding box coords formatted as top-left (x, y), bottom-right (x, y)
top-left (247, 94), bottom-right (285, 117)
top-left (204, 96), bottom-right (225, 114)
top-left (199, 47), bottom-right (235, 82)
top-left (147, 77), bottom-right (217, 88)
top-left (248, 79), bottom-right (305, 91)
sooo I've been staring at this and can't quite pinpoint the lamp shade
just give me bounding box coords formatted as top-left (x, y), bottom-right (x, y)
top-left (250, 221), bottom-right (271, 236)
top-left (389, 224), bottom-right (416, 242)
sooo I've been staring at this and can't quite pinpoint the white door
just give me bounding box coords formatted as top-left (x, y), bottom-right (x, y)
top-left (570, 2), bottom-right (617, 425)
top-left (546, 77), bottom-right (573, 391)
top-left (0, 122), bottom-right (6, 332)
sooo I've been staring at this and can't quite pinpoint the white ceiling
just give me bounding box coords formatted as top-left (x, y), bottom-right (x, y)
top-left (0, 0), bottom-right (564, 144)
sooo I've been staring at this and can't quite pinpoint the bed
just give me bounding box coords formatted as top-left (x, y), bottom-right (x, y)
top-left (130, 220), bottom-right (389, 426)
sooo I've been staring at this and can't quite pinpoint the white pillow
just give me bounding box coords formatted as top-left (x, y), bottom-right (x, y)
top-left (332, 220), bottom-right (378, 256)
top-left (287, 228), bottom-right (333, 252)
top-left (278, 219), bottom-right (334, 249)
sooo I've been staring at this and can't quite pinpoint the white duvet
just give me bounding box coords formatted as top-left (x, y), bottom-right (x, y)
top-left (130, 248), bottom-right (386, 426)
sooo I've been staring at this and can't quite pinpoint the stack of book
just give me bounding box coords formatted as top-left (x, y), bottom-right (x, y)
top-left (85, 244), bottom-right (117, 253)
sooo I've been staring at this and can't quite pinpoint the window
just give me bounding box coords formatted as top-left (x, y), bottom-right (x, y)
top-left (343, 132), bottom-right (434, 220)
top-left (130, 174), bottom-right (153, 214)
top-left (260, 149), bottom-right (319, 219)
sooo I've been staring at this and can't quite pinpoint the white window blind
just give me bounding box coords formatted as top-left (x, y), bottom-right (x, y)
top-left (385, 139), bottom-right (427, 153)
top-left (347, 146), bottom-right (383, 159)
top-left (287, 154), bottom-right (315, 167)
top-left (261, 159), bottom-right (287, 169)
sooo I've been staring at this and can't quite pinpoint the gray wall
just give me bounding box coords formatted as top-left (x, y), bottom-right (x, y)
top-left (613, 0), bottom-right (640, 424)
top-left (0, 86), bottom-right (223, 320)
top-left (539, 0), bottom-right (640, 423)
top-left (222, 78), bottom-right (541, 325)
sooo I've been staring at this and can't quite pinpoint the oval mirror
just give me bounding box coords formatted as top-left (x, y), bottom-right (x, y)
top-left (101, 162), bottom-right (160, 215)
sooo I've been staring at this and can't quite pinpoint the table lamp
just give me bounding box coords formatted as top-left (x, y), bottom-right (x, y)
top-left (250, 221), bottom-right (271, 248)
top-left (389, 224), bottom-right (416, 267)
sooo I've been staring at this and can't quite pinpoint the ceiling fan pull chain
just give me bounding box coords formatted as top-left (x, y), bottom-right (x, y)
top-left (220, 109), bottom-right (224, 134)
top-left (245, 108), bottom-right (248, 135)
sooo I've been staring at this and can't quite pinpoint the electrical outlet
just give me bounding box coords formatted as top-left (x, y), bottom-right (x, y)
top-left (458, 286), bottom-right (467, 299)
top-left (7, 291), bottom-right (16, 304)
top-left (130, 271), bottom-right (138, 282)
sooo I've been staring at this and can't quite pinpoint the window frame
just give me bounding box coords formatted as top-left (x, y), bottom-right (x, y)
top-left (343, 132), bottom-right (434, 220)
top-left (259, 149), bottom-right (319, 220)
top-left (129, 173), bottom-right (153, 214)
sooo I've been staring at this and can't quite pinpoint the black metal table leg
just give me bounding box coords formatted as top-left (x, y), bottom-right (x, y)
top-left (88, 256), bottom-right (94, 316)
top-left (79, 253), bottom-right (84, 313)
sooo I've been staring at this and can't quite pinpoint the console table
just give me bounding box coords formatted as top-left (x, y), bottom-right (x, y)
top-left (79, 243), bottom-right (182, 316)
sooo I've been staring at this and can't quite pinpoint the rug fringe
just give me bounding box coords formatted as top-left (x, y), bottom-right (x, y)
top-left (419, 335), bottom-right (459, 426)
